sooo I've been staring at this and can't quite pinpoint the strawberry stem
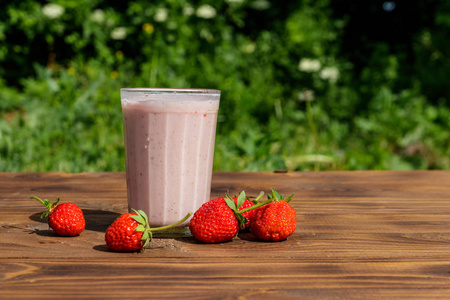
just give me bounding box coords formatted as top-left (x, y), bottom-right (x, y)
top-left (239, 198), bottom-right (272, 214)
top-left (130, 210), bottom-right (193, 251)
top-left (29, 196), bottom-right (50, 208)
top-left (148, 212), bottom-right (192, 232)
top-left (29, 196), bottom-right (59, 219)
top-left (238, 191), bottom-right (272, 214)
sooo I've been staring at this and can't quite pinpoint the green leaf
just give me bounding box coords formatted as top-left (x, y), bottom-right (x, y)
top-left (271, 189), bottom-right (281, 200)
top-left (135, 225), bottom-right (145, 232)
top-left (236, 191), bottom-right (246, 208)
top-left (137, 210), bottom-right (149, 224)
top-left (284, 194), bottom-right (294, 203)
top-left (142, 237), bottom-right (150, 249)
top-left (224, 196), bottom-right (236, 211)
top-left (141, 230), bottom-right (149, 242)
top-left (141, 231), bottom-right (153, 250)
top-left (132, 214), bottom-right (145, 225)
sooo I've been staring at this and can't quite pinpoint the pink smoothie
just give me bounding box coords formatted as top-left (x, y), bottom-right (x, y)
top-left (120, 89), bottom-right (220, 227)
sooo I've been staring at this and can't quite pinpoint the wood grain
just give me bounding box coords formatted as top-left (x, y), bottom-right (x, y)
top-left (1, 171), bottom-right (450, 299)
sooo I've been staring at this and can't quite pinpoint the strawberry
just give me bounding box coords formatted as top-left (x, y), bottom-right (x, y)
top-left (189, 191), bottom-right (268, 243)
top-left (105, 209), bottom-right (191, 252)
top-left (251, 189), bottom-right (296, 242)
top-left (30, 196), bottom-right (85, 236)
top-left (189, 196), bottom-right (238, 244)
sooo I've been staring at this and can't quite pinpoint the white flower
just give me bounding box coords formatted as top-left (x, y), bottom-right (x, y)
top-left (42, 3), bottom-right (64, 19)
top-left (298, 90), bottom-right (315, 101)
top-left (320, 67), bottom-right (340, 83)
top-left (196, 5), bottom-right (216, 19)
top-left (92, 9), bottom-right (104, 23)
top-left (110, 27), bottom-right (127, 40)
top-left (183, 6), bottom-right (194, 16)
top-left (154, 8), bottom-right (168, 22)
top-left (298, 58), bottom-right (321, 73)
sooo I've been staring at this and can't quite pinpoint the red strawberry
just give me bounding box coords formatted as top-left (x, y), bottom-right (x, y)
top-left (30, 196), bottom-right (85, 236)
top-left (251, 189), bottom-right (296, 241)
top-left (189, 196), bottom-right (238, 243)
top-left (189, 191), bottom-right (268, 243)
top-left (105, 209), bottom-right (191, 252)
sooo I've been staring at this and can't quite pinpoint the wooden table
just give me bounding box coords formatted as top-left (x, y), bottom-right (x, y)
top-left (1, 171), bottom-right (449, 299)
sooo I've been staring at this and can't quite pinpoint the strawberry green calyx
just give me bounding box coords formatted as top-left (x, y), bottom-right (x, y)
top-left (131, 209), bottom-right (192, 250)
top-left (29, 196), bottom-right (60, 219)
top-left (224, 191), bottom-right (272, 230)
top-left (268, 189), bottom-right (294, 203)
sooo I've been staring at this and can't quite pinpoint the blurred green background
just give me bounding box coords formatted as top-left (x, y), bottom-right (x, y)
top-left (1, 0), bottom-right (449, 172)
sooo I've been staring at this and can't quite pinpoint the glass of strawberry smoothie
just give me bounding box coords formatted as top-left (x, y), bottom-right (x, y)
top-left (120, 88), bottom-right (220, 235)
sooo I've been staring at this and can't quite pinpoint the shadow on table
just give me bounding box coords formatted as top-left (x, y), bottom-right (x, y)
top-left (92, 244), bottom-right (111, 252)
top-left (29, 209), bottom-right (122, 233)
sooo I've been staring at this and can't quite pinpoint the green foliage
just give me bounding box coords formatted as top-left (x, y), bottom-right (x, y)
top-left (1, 0), bottom-right (449, 172)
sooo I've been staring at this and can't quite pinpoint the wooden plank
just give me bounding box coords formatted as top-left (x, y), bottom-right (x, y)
top-left (0, 171), bottom-right (450, 299)
top-left (1, 258), bottom-right (449, 299)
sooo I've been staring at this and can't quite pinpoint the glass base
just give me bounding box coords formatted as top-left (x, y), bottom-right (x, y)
top-left (151, 226), bottom-right (192, 238)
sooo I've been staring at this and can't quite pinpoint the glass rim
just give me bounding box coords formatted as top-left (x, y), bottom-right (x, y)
top-left (120, 88), bottom-right (220, 94)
